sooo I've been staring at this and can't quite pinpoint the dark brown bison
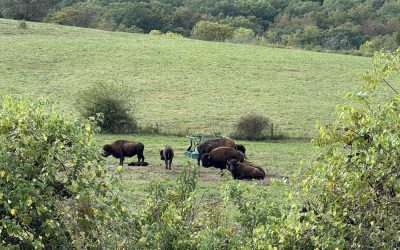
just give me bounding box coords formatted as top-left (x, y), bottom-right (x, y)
top-left (128, 161), bottom-right (149, 166)
top-left (160, 145), bottom-right (174, 170)
top-left (201, 147), bottom-right (245, 169)
top-left (102, 140), bottom-right (145, 166)
top-left (227, 159), bottom-right (265, 180)
top-left (196, 137), bottom-right (246, 165)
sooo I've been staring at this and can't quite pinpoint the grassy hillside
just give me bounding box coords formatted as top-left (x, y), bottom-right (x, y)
top-left (0, 19), bottom-right (371, 136)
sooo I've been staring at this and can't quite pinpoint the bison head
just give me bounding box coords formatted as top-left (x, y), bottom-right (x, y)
top-left (101, 144), bottom-right (113, 157)
top-left (200, 153), bottom-right (212, 167)
top-left (234, 144), bottom-right (246, 158)
top-left (227, 159), bottom-right (239, 171)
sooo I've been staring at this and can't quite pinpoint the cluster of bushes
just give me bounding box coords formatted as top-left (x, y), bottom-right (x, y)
top-left (2, 49), bottom-right (400, 248)
top-left (1, 0), bottom-right (400, 52)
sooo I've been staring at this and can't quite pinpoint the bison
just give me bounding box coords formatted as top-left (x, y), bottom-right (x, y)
top-left (102, 140), bottom-right (145, 166)
top-left (160, 145), bottom-right (174, 170)
top-left (128, 161), bottom-right (149, 166)
top-left (196, 137), bottom-right (246, 165)
top-left (201, 147), bottom-right (245, 169)
top-left (227, 159), bottom-right (265, 180)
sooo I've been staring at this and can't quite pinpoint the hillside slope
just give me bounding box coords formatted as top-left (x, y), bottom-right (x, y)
top-left (0, 19), bottom-right (371, 136)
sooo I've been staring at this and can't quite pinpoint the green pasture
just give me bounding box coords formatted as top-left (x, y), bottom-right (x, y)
top-left (0, 19), bottom-right (372, 137)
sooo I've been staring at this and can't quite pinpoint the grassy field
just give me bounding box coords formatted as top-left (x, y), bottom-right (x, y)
top-left (0, 19), bottom-right (372, 137)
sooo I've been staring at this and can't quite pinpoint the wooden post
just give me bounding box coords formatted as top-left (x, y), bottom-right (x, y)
top-left (270, 123), bottom-right (274, 138)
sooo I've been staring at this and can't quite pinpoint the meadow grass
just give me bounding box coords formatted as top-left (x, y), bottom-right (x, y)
top-left (0, 19), bottom-right (372, 137)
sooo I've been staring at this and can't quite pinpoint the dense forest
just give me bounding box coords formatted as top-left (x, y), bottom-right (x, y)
top-left (1, 0), bottom-right (400, 52)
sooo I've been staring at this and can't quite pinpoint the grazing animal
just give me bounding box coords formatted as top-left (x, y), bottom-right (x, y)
top-left (128, 161), bottom-right (149, 166)
top-left (242, 160), bottom-right (266, 175)
top-left (197, 137), bottom-right (246, 165)
top-left (201, 147), bottom-right (245, 169)
top-left (227, 159), bottom-right (265, 180)
top-left (160, 145), bottom-right (174, 170)
top-left (234, 144), bottom-right (247, 158)
top-left (102, 140), bottom-right (145, 166)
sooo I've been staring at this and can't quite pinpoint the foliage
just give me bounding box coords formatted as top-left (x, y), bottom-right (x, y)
top-left (149, 29), bottom-right (162, 35)
top-left (17, 20), bottom-right (27, 29)
top-left (45, 2), bottom-right (109, 29)
top-left (191, 20), bottom-right (234, 42)
top-left (0, 96), bottom-right (131, 248)
top-left (2, 0), bottom-right (400, 51)
top-left (228, 27), bottom-right (256, 44)
top-left (75, 81), bottom-right (138, 134)
top-left (360, 33), bottom-right (400, 54)
top-left (220, 179), bottom-right (287, 249)
top-left (233, 114), bottom-right (271, 140)
top-left (287, 49), bottom-right (400, 248)
top-left (131, 164), bottom-right (235, 249)
top-left (0, 0), bottom-right (49, 21)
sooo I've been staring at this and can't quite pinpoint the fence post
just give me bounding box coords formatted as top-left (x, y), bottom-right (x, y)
top-left (270, 123), bottom-right (274, 138)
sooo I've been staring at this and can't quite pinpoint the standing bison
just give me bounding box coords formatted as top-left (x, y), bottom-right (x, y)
top-left (160, 145), bottom-right (174, 170)
top-left (227, 159), bottom-right (265, 180)
top-left (201, 147), bottom-right (245, 169)
top-left (102, 140), bottom-right (145, 166)
top-left (196, 137), bottom-right (246, 165)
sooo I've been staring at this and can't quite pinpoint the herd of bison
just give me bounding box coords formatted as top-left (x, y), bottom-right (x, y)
top-left (102, 137), bottom-right (266, 180)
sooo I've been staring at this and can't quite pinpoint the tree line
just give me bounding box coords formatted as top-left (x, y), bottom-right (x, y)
top-left (1, 0), bottom-right (400, 52)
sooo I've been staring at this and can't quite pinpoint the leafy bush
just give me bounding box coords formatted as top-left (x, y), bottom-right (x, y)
top-left (228, 27), bottom-right (256, 44)
top-left (0, 96), bottom-right (131, 248)
top-left (76, 81), bottom-right (137, 134)
top-left (360, 33), bottom-right (400, 53)
top-left (287, 49), bottom-right (400, 248)
top-left (149, 29), bottom-right (162, 35)
top-left (191, 20), bottom-right (234, 42)
top-left (131, 164), bottom-right (234, 249)
top-left (18, 20), bottom-right (27, 29)
top-left (233, 114), bottom-right (270, 140)
top-left (45, 2), bottom-right (108, 29)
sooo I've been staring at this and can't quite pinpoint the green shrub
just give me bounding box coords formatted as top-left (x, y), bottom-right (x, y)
top-left (164, 31), bottom-right (183, 38)
top-left (191, 20), bottom-right (234, 42)
top-left (131, 164), bottom-right (234, 249)
top-left (76, 81), bottom-right (138, 134)
top-left (228, 27), bottom-right (256, 44)
top-left (18, 20), bottom-right (27, 29)
top-left (0, 96), bottom-right (131, 248)
top-left (286, 49), bottom-right (400, 248)
top-left (149, 29), bottom-right (162, 35)
top-left (233, 114), bottom-right (270, 140)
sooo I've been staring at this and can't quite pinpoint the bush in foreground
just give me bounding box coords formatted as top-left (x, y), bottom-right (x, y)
top-left (0, 96), bottom-right (130, 248)
top-left (283, 49), bottom-right (400, 248)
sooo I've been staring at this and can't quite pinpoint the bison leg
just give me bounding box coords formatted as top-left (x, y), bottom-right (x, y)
top-left (137, 154), bottom-right (145, 163)
top-left (165, 160), bottom-right (168, 170)
top-left (119, 157), bottom-right (124, 166)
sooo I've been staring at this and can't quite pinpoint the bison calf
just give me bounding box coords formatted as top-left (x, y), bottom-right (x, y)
top-left (227, 159), bottom-right (265, 180)
top-left (102, 140), bottom-right (145, 166)
top-left (160, 145), bottom-right (174, 170)
top-left (201, 147), bottom-right (245, 169)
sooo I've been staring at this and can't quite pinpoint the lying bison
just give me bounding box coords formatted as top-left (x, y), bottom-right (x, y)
top-left (201, 147), bottom-right (245, 169)
top-left (102, 140), bottom-right (145, 166)
top-left (160, 145), bottom-right (174, 170)
top-left (196, 137), bottom-right (246, 165)
top-left (227, 159), bottom-right (265, 180)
